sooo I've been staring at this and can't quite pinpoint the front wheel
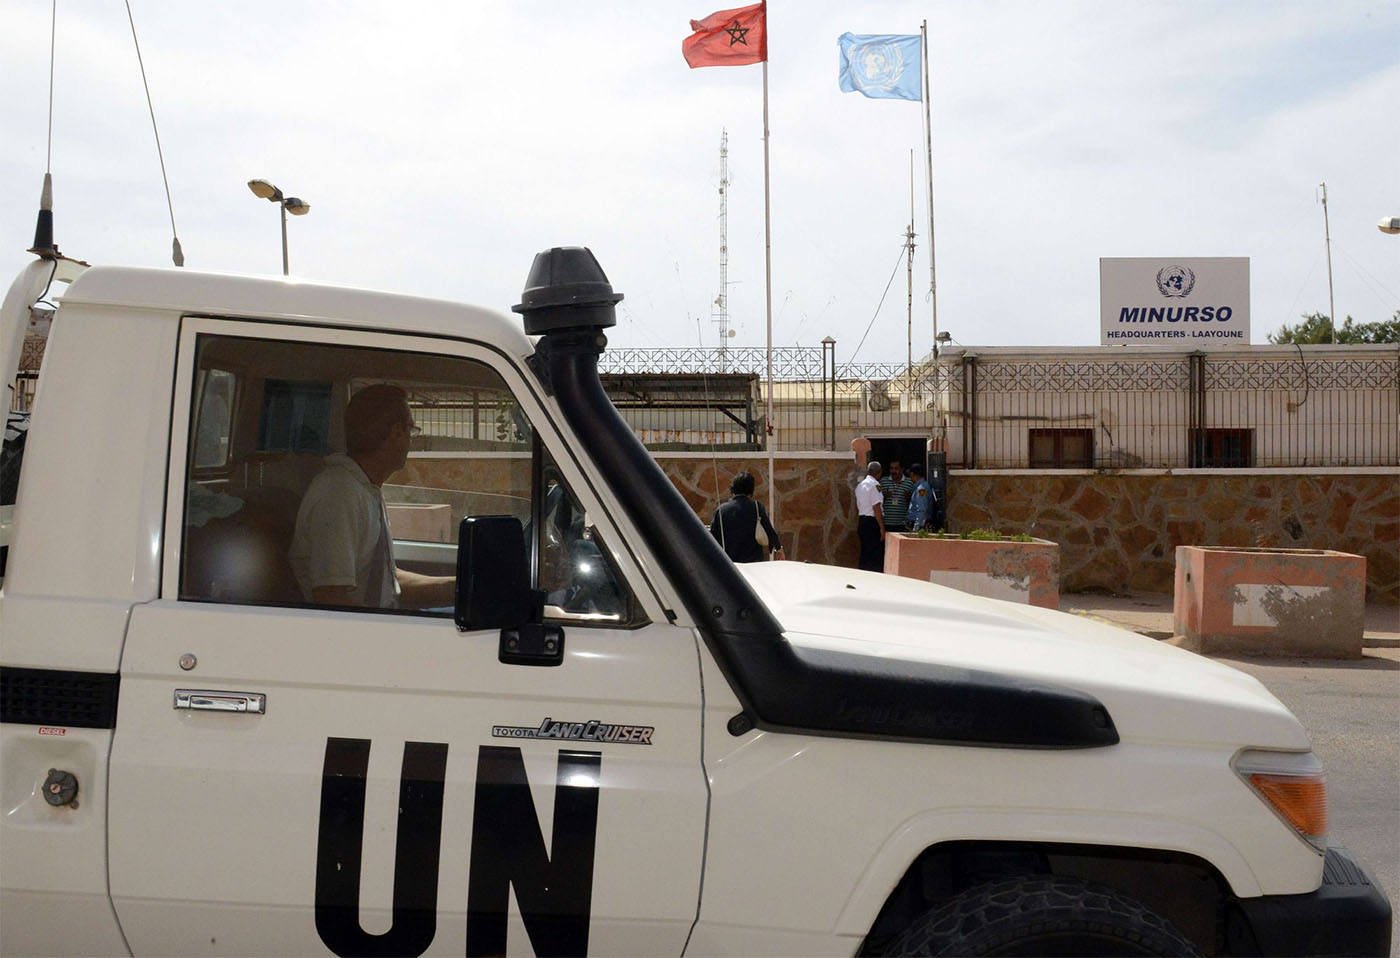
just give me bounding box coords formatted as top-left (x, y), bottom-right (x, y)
top-left (882, 875), bottom-right (1202, 957)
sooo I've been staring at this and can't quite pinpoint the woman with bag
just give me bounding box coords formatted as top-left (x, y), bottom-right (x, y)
top-left (709, 471), bottom-right (784, 563)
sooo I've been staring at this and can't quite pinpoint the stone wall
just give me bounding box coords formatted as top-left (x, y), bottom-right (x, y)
top-left (400, 452), bottom-right (1397, 603)
top-left (400, 452), bottom-right (864, 566)
top-left (657, 454), bottom-right (861, 568)
top-left (397, 456), bottom-right (529, 497)
top-left (945, 472), bottom-right (1398, 603)
top-left (664, 461), bottom-right (1396, 603)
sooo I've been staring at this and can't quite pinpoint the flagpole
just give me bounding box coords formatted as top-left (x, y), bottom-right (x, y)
top-left (907, 149), bottom-right (915, 384)
top-left (762, 57), bottom-right (775, 524)
top-left (921, 19), bottom-right (941, 444)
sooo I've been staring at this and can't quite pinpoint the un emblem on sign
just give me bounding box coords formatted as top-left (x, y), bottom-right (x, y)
top-left (1155, 265), bottom-right (1196, 298)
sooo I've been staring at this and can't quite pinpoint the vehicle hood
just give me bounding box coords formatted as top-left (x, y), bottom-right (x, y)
top-left (737, 562), bottom-right (1308, 750)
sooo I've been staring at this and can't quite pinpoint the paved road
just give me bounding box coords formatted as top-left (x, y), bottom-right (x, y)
top-left (1221, 649), bottom-right (1399, 957)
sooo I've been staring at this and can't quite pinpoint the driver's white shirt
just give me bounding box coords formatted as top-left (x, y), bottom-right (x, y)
top-left (288, 454), bottom-right (399, 608)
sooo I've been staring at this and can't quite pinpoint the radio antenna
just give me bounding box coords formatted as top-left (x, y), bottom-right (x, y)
top-left (125, 0), bottom-right (184, 266)
top-left (1318, 182), bottom-right (1334, 339)
top-left (28, 0), bottom-right (59, 258)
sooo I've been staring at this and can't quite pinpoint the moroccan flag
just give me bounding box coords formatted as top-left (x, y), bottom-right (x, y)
top-left (683, 2), bottom-right (766, 68)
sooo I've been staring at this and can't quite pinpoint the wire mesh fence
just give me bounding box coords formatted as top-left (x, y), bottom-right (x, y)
top-left (598, 345), bottom-right (1399, 467)
top-left (957, 349), bottom-right (1398, 468)
top-left (10, 342), bottom-right (1395, 468)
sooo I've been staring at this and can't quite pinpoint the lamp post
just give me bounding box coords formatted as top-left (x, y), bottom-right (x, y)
top-left (247, 179), bottom-right (310, 275)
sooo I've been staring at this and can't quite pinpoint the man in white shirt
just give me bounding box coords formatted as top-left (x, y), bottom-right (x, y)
top-left (855, 460), bottom-right (886, 572)
top-left (289, 384), bottom-right (454, 609)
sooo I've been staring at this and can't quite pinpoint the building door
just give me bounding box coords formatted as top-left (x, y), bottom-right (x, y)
top-left (867, 436), bottom-right (928, 478)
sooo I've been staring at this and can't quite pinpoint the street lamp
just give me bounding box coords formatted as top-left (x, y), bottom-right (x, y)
top-left (247, 178), bottom-right (310, 275)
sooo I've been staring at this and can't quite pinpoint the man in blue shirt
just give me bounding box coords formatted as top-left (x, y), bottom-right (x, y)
top-left (906, 462), bottom-right (932, 532)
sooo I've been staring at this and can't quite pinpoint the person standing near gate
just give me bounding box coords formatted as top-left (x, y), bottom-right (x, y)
top-left (855, 461), bottom-right (886, 571)
top-left (907, 462), bottom-right (932, 532)
top-left (710, 471), bottom-right (784, 563)
top-left (879, 458), bottom-right (915, 533)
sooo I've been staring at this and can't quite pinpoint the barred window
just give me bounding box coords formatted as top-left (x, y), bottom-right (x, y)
top-left (1190, 428), bottom-right (1254, 468)
top-left (1029, 428), bottom-right (1094, 469)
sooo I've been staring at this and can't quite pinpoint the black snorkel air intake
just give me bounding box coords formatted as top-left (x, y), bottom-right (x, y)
top-left (514, 247), bottom-right (784, 642)
top-left (514, 248), bottom-right (1117, 750)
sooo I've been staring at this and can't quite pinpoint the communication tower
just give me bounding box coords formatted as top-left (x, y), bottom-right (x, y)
top-left (712, 129), bottom-right (734, 369)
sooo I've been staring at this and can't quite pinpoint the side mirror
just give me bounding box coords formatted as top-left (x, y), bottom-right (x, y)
top-left (455, 516), bottom-right (531, 629)
top-left (454, 515), bottom-right (563, 666)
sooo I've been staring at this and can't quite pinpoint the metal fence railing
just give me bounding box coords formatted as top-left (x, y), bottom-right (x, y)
top-left (12, 341), bottom-right (1396, 469)
top-left (598, 345), bottom-right (1399, 468)
top-left (955, 349), bottom-right (1398, 469)
top-left (10, 373), bottom-right (37, 414)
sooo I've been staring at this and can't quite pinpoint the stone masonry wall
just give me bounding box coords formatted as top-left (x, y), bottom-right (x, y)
top-left (945, 472), bottom-right (1398, 603)
top-left (401, 453), bottom-right (863, 566)
top-left (658, 455), bottom-right (861, 568)
top-left (402, 453), bottom-right (1396, 603)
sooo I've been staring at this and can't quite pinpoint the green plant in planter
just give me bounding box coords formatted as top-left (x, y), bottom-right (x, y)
top-left (907, 528), bottom-right (1034, 542)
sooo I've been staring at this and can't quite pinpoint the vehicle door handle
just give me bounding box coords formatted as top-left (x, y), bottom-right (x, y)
top-left (174, 689), bottom-right (266, 714)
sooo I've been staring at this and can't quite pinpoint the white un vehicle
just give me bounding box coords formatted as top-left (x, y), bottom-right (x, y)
top-left (0, 247), bottom-right (1391, 956)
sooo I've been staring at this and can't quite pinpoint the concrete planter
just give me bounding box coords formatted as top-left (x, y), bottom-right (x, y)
top-left (1173, 546), bottom-right (1366, 658)
top-left (885, 534), bottom-right (1060, 609)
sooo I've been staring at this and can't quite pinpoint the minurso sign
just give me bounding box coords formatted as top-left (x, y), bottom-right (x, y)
top-left (1100, 257), bottom-right (1249, 345)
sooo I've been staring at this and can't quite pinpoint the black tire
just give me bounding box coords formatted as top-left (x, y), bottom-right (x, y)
top-left (882, 875), bottom-right (1202, 957)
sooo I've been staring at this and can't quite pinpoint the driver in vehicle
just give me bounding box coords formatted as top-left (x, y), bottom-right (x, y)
top-left (288, 383), bottom-right (454, 609)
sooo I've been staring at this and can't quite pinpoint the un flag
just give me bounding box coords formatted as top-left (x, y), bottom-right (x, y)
top-left (838, 33), bottom-right (922, 101)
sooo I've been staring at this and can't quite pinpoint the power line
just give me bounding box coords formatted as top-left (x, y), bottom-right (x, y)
top-left (844, 244), bottom-right (909, 370)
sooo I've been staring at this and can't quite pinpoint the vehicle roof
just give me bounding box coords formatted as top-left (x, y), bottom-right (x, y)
top-left (59, 265), bottom-right (535, 356)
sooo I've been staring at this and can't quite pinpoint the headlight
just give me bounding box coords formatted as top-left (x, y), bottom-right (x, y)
top-left (1233, 749), bottom-right (1327, 853)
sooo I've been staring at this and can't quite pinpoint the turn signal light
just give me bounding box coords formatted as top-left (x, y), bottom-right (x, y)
top-left (1235, 749), bottom-right (1327, 853)
top-left (1249, 773), bottom-right (1327, 840)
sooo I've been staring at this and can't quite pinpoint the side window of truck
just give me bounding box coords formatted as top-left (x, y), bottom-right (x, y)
top-left (178, 333), bottom-right (642, 626)
top-left (191, 368), bottom-right (236, 468)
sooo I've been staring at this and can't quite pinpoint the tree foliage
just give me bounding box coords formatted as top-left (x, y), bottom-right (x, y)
top-left (1267, 310), bottom-right (1400, 344)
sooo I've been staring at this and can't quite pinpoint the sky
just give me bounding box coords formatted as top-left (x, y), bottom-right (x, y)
top-left (1, 1), bottom-right (1397, 366)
